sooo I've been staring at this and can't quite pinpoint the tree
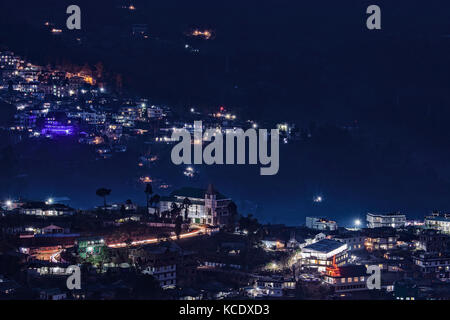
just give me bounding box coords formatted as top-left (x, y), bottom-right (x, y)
top-left (239, 214), bottom-right (262, 249)
top-left (181, 197), bottom-right (192, 222)
top-left (170, 202), bottom-right (181, 222)
top-left (144, 183), bottom-right (153, 215)
top-left (149, 194), bottom-right (160, 218)
top-left (227, 201), bottom-right (238, 228)
top-left (96, 188), bottom-right (111, 211)
top-left (175, 215), bottom-right (183, 240)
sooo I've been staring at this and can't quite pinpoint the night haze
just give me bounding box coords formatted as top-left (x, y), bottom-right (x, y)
top-left (1, 0), bottom-right (450, 304)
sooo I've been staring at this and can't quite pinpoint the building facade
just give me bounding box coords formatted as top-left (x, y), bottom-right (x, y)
top-left (306, 217), bottom-right (337, 231)
top-left (334, 234), bottom-right (366, 251)
top-left (413, 252), bottom-right (450, 278)
top-left (425, 213), bottom-right (450, 234)
top-left (130, 243), bottom-right (180, 288)
top-left (324, 262), bottom-right (368, 293)
top-left (159, 184), bottom-right (232, 226)
top-left (300, 239), bottom-right (348, 272)
top-left (366, 212), bottom-right (406, 229)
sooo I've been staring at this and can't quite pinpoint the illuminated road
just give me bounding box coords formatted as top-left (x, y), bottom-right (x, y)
top-left (107, 227), bottom-right (206, 248)
top-left (50, 250), bottom-right (62, 263)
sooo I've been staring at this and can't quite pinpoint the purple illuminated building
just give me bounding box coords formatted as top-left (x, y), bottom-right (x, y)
top-left (41, 112), bottom-right (76, 136)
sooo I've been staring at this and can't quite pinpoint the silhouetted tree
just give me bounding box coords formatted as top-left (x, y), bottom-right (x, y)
top-left (227, 201), bottom-right (238, 228)
top-left (175, 215), bottom-right (183, 239)
top-left (96, 188), bottom-right (111, 211)
top-left (144, 183), bottom-right (153, 215)
top-left (170, 202), bottom-right (181, 222)
top-left (149, 194), bottom-right (160, 218)
top-left (181, 197), bottom-right (192, 222)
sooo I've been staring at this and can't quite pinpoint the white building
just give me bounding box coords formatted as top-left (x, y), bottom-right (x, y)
top-left (413, 252), bottom-right (450, 276)
top-left (366, 212), bottom-right (406, 229)
top-left (425, 213), bottom-right (450, 234)
top-left (142, 264), bottom-right (177, 288)
top-left (301, 239), bottom-right (348, 272)
top-left (20, 202), bottom-right (74, 216)
top-left (159, 184), bottom-right (232, 226)
top-left (130, 243), bottom-right (180, 288)
top-left (147, 106), bottom-right (164, 119)
top-left (323, 264), bottom-right (368, 293)
top-left (0, 51), bottom-right (20, 70)
top-left (247, 276), bottom-right (295, 298)
top-left (306, 217), bottom-right (337, 231)
top-left (333, 234), bottom-right (366, 251)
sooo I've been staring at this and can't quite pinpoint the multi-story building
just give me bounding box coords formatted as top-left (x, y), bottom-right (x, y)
top-left (417, 229), bottom-right (450, 252)
top-left (147, 105), bottom-right (164, 119)
top-left (366, 212), bottom-right (406, 229)
top-left (159, 184), bottom-right (232, 226)
top-left (413, 252), bottom-right (450, 278)
top-left (247, 275), bottom-right (296, 298)
top-left (305, 217), bottom-right (337, 231)
top-left (75, 237), bottom-right (107, 261)
top-left (333, 233), bottom-right (366, 251)
top-left (364, 229), bottom-right (398, 251)
top-left (323, 261), bottom-right (368, 293)
top-left (130, 243), bottom-right (180, 288)
top-left (0, 51), bottom-right (20, 70)
top-left (425, 212), bottom-right (450, 234)
top-left (20, 202), bottom-right (75, 216)
top-left (300, 239), bottom-right (348, 272)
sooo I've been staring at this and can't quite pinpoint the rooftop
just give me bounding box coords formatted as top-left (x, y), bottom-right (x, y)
top-left (303, 239), bottom-right (346, 253)
top-left (367, 212), bottom-right (405, 217)
top-left (166, 186), bottom-right (229, 200)
top-left (327, 264), bottom-right (367, 277)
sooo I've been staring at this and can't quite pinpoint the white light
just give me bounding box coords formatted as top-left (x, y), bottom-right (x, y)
top-left (5, 200), bottom-right (12, 207)
top-left (46, 198), bottom-right (53, 205)
top-left (313, 196), bottom-right (323, 203)
top-left (190, 108), bottom-right (195, 113)
top-left (355, 219), bottom-right (361, 226)
top-left (252, 123), bottom-right (258, 129)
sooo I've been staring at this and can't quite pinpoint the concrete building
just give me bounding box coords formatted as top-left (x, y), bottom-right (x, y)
top-left (366, 212), bottom-right (406, 229)
top-left (413, 252), bottom-right (450, 278)
top-left (247, 275), bottom-right (296, 298)
top-left (20, 202), bottom-right (74, 216)
top-left (159, 184), bottom-right (232, 226)
top-left (364, 229), bottom-right (398, 251)
top-left (417, 229), bottom-right (450, 252)
top-left (300, 239), bottom-right (348, 272)
top-left (323, 262), bottom-right (368, 293)
top-left (333, 233), bottom-right (366, 251)
top-left (425, 212), bottom-right (450, 234)
top-left (306, 217), bottom-right (337, 231)
top-left (130, 243), bottom-right (181, 288)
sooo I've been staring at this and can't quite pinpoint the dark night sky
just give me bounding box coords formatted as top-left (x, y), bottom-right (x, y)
top-left (2, 1), bottom-right (450, 226)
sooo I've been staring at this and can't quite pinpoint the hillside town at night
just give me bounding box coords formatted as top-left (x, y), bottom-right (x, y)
top-left (1, 1), bottom-right (450, 311)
